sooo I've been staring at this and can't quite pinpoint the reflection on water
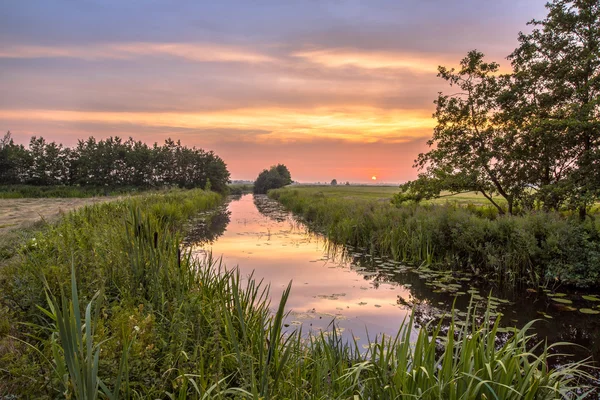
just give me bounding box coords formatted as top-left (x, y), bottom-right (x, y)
top-left (187, 194), bottom-right (599, 381)
top-left (183, 203), bottom-right (232, 246)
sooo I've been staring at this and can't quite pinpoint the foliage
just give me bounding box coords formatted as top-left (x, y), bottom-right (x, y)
top-left (405, 1), bottom-right (599, 217)
top-left (330, 179), bottom-right (337, 186)
top-left (227, 184), bottom-right (253, 196)
top-left (0, 132), bottom-right (230, 192)
top-left (0, 189), bottom-right (593, 398)
top-left (415, 51), bottom-right (525, 215)
top-left (506, 0), bottom-right (600, 217)
top-left (252, 164), bottom-right (292, 194)
top-left (270, 187), bottom-right (600, 287)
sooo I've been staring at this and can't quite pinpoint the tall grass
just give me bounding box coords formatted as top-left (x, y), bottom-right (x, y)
top-left (0, 188), bottom-right (594, 398)
top-left (269, 188), bottom-right (600, 288)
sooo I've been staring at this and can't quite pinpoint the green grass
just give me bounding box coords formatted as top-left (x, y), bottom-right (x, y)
top-left (290, 185), bottom-right (400, 200)
top-left (269, 187), bottom-right (600, 288)
top-left (0, 188), bottom-right (594, 398)
top-left (289, 185), bottom-right (506, 206)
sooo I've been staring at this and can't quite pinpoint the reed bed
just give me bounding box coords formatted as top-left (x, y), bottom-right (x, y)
top-left (0, 189), bottom-right (594, 398)
top-left (269, 188), bottom-right (600, 288)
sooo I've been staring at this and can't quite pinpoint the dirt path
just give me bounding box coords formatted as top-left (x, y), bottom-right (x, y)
top-left (0, 198), bottom-right (114, 234)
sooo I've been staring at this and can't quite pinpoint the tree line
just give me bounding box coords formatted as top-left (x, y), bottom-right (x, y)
top-left (0, 132), bottom-right (230, 192)
top-left (396, 0), bottom-right (599, 218)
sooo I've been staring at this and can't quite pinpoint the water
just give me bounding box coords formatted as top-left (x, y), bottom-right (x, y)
top-left (187, 194), bottom-right (600, 380)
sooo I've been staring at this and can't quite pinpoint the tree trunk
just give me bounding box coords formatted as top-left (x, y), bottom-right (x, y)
top-left (579, 205), bottom-right (587, 220)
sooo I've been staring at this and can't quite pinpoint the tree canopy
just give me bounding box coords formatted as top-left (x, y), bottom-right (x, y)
top-left (253, 164), bottom-right (293, 194)
top-left (0, 132), bottom-right (230, 192)
top-left (395, 0), bottom-right (599, 217)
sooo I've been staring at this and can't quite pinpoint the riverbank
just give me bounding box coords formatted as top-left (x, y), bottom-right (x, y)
top-left (269, 187), bottom-right (600, 288)
top-left (0, 190), bottom-right (594, 398)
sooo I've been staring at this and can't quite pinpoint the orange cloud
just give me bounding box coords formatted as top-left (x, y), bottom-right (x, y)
top-left (0, 42), bottom-right (274, 63)
top-left (0, 107), bottom-right (435, 143)
top-left (293, 48), bottom-right (453, 73)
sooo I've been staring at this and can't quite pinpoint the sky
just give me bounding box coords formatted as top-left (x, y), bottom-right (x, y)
top-left (0, 0), bottom-right (548, 183)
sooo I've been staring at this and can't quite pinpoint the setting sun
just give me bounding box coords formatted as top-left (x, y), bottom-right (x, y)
top-left (371, 176), bottom-right (377, 180)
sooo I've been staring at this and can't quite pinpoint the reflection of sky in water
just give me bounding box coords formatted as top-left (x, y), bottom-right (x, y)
top-left (188, 194), bottom-right (600, 381)
top-left (190, 194), bottom-right (415, 345)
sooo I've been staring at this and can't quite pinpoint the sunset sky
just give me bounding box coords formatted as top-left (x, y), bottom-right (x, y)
top-left (0, 0), bottom-right (547, 183)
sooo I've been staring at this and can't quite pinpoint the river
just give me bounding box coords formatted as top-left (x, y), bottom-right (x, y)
top-left (186, 193), bottom-right (600, 386)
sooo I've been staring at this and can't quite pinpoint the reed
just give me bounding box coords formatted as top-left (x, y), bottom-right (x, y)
top-left (0, 188), bottom-right (594, 398)
top-left (269, 188), bottom-right (600, 288)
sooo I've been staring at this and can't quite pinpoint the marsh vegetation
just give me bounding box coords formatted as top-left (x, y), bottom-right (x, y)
top-left (0, 190), bottom-right (597, 398)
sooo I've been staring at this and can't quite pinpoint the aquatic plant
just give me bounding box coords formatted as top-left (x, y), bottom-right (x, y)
top-left (269, 188), bottom-right (600, 288)
top-left (0, 188), bottom-right (595, 398)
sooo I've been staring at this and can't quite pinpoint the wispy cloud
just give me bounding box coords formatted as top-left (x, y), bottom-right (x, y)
top-left (0, 42), bottom-right (274, 63)
top-left (0, 107), bottom-right (434, 144)
top-left (292, 48), bottom-right (453, 73)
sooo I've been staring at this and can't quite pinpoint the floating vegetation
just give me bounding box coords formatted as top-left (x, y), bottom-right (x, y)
top-left (579, 308), bottom-right (600, 315)
top-left (551, 298), bottom-right (573, 304)
top-left (582, 295), bottom-right (600, 302)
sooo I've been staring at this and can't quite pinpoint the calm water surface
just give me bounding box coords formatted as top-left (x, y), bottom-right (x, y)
top-left (187, 194), bottom-right (600, 381)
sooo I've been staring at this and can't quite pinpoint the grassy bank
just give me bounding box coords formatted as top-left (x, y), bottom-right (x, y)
top-left (269, 188), bottom-right (600, 288)
top-left (0, 189), bottom-right (593, 398)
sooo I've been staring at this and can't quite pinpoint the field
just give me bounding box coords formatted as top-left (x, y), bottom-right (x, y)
top-left (0, 197), bottom-right (113, 233)
top-left (290, 185), bottom-right (503, 205)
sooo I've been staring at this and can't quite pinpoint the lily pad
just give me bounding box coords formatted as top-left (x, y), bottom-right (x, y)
top-left (548, 293), bottom-right (567, 297)
top-left (552, 298), bottom-right (572, 304)
top-left (579, 308), bottom-right (600, 315)
top-left (582, 295), bottom-right (600, 302)
top-left (554, 305), bottom-right (577, 311)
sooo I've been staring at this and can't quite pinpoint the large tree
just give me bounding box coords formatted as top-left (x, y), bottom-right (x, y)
top-left (408, 51), bottom-right (527, 215)
top-left (507, 0), bottom-right (600, 217)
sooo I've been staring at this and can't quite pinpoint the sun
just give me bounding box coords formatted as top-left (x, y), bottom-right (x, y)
top-left (371, 176), bottom-right (377, 181)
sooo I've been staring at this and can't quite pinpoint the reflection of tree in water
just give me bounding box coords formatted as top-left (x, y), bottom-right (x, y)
top-left (253, 194), bottom-right (289, 222)
top-left (327, 246), bottom-right (600, 376)
top-left (183, 205), bottom-right (231, 246)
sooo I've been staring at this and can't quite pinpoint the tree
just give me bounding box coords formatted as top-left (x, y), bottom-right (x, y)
top-left (507, 0), bottom-right (600, 218)
top-left (331, 179), bottom-right (338, 186)
top-left (0, 133), bottom-right (231, 192)
top-left (253, 164), bottom-right (292, 194)
top-left (411, 51), bottom-right (527, 214)
top-left (0, 131), bottom-right (30, 184)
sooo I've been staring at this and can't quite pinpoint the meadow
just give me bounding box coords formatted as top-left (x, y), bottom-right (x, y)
top-left (0, 188), bottom-right (594, 398)
top-left (289, 184), bottom-right (504, 205)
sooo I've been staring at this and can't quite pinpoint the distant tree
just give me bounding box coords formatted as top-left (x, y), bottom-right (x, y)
top-left (0, 133), bottom-right (230, 192)
top-left (253, 164), bottom-right (292, 194)
top-left (331, 179), bottom-right (338, 186)
top-left (345, 181), bottom-right (350, 186)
